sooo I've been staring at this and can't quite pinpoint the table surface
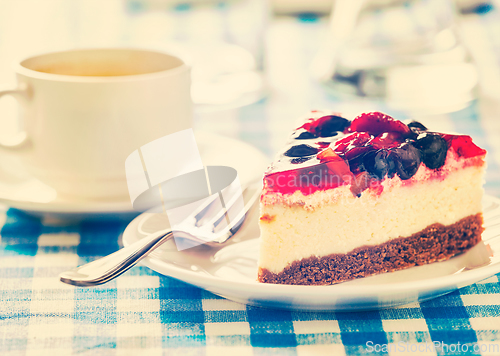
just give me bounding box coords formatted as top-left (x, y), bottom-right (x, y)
top-left (2, 7), bottom-right (500, 356)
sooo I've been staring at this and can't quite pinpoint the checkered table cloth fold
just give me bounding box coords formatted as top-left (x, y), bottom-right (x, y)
top-left (2, 6), bottom-right (500, 356)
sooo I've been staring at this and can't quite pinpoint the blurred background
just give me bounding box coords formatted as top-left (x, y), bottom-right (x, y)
top-left (0, 0), bottom-right (500, 163)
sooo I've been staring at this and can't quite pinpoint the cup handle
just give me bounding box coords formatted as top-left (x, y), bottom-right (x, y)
top-left (0, 83), bottom-right (30, 149)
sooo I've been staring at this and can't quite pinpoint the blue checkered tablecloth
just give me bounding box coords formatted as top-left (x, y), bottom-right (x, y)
top-left (2, 5), bottom-right (500, 356)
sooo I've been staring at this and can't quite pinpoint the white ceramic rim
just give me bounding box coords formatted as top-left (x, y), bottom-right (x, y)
top-left (15, 47), bottom-right (190, 83)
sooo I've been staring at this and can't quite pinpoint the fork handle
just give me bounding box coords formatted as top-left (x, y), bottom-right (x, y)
top-left (59, 229), bottom-right (173, 287)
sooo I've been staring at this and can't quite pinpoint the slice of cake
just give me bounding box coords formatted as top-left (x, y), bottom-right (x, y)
top-left (258, 111), bottom-right (486, 285)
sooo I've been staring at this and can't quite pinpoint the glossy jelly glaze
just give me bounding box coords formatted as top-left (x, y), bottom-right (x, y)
top-left (263, 111), bottom-right (486, 197)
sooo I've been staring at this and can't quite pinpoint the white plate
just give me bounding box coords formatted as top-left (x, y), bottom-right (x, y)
top-left (0, 132), bottom-right (269, 221)
top-left (123, 194), bottom-right (500, 311)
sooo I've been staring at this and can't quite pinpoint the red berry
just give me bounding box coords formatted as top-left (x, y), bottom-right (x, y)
top-left (350, 112), bottom-right (411, 136)
top-left (317, 147), bottom-right (342, 161)
top-left (317, 148), bottom-right (353, 178)
top-left (441, 134), bottom-right (486, 158)
top-left (370, 132), bottom-right (403, 149)
top-left (333, 132), bottom-right (372, 154)
top-left (332, 132), bottom-right (372, 161)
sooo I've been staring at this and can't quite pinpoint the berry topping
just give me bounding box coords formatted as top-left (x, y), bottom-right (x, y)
top-left (408, 121), bottom-right (427, 131)
top-left (442, 134), bottom-right (487, 158)
top-left (333, 132), bottom-right (372, 154)
top-left (333, 132), bottom-right (372, 161)
top-left (391, 143), bottom-right (421, 180)
top-left (284, 144), bottom-right (320, 158)
top-left (370, 132), bottom-right (404, 149)
top-left (293, 130), bottom-right (317, 140)
top-left (363, 149), bottom-right (396, 179)
top-left (291, 157), bottom-right (312, 164)
top-left (264, 110), bottom-right (486, 197)
top-left (350, 172), bottom-right (379, 197)
top-left (413, 133), bottom-right (448, 169)
top-left (264, 158), bottom-right (352, 196)
top-left (300, 115), bottom-right (350, 137)
top-left (317, 148), bottom-right (353, 176)
top-left (317, 147), bottom-right (339, 162)
top-left (350, 112), bottom-right (411, 136)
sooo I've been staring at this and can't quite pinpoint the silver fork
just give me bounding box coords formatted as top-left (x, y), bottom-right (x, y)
top-left (59, 184), bottom-right (260, 287)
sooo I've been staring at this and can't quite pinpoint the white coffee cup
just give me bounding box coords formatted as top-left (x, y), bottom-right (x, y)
top-left (0, 48), bottom-right (192, 199)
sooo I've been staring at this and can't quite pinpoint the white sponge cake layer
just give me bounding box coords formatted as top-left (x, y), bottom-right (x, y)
top-left (258, 164), bottom-right (484, 274)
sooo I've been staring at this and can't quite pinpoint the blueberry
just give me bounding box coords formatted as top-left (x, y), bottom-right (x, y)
top-left (408, 121), bottom-right (427, 131)
top-left (284, 144), bottom-right (320, 157)
top-left (390, 143), bottom-right (421, 180)
top-left (317, 115), bottom-right (350, 137)
top-left (363, 149), bottom-right (396, 179)
top-left (294, 130), bottom-right (317, 140)
top-left (291, 157), bottom-right (312, 164)
top-left (413, 133), bottom-right (447, 169)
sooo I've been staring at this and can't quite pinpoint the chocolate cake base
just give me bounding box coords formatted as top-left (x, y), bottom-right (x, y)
top-left (258, 214), bottom-right (484, 285)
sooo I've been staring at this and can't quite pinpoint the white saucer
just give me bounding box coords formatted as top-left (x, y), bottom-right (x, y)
top-left (0, 132), bottom-right (269, 221)
top-left (123, 194), bottom-right (500, 311)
